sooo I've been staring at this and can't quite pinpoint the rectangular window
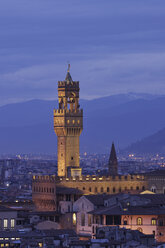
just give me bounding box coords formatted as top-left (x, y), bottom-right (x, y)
top-left (4, 219), bottom-right (8, 229)
top-left (88, 215), bottom-right (92, 226)
top-left (11, 219), bottom-right (15, 228)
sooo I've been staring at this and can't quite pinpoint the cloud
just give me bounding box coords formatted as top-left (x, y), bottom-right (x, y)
top-left (0, 0), bottom-right (165, 105)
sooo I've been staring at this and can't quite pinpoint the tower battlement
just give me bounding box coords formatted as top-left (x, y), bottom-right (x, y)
top-left (56, 174), bottom-right (145, 182)
top-left (54, 109), bottom-right (83, 115)
top-left (32, 174), bottom-right (145, 183)
top-left (33, 175), bottom-right (56, 183)
top-left (58, 81), bottom-right (79, 87)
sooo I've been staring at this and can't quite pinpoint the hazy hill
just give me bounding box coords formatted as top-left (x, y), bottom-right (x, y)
top-left (126, 127), bottom-right (165, 154)
top-left (0, 93), bottom-right (165, 154)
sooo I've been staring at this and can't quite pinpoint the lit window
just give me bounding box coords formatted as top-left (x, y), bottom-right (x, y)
top-left (38, 243), bottom-right (43, 247)
top-left (3, 219), bottom-right (8, 229)
top-left (67, 120), bottom-right (70, 124)
top-left (151, 218), bottom-right (156, 225)
top-left (11, 219), bottom-right (15, 228)
top-left (72, 120), bottom-right (75, 124)
top-left (137, 217), bottom-right (143, 225)
top-left (73, 213), bottom-right (76, 225)
top-left (77, 120), bottom-right (80, 124)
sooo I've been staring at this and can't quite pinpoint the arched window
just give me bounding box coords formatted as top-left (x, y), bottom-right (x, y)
top-left (107, 187), bottom-right (110, 193)
top-left (142, 186), bottom-right (145, 191)
top-left (151, 218), bottom-right (156, 225)
top-left (131, 186), bottom-right (133, 191)
top-left (95, 187), bottom-right (97, 193)
top-left (100, 187), bottom-right (103, 193)
top-left (151, 186), bottom-right (156, 193)
top-left (113, 187), bottom-right (116, 193)
top-left (123, 217), bottom-right (128, 225)
top-left (119, 188), bottom-right (121, 193)
top-left (89, 187), bottom-right (92, 192)
top-left (83, 187), bottom-right (85, 190)
top-left (136, 186), bottom-right (139, 191)
top-left (73, 213), bottom-right (76, 225)
top-left (137, 217), bottom-right (143, 225)
top-left (81, 213), bottom-right (85, 226)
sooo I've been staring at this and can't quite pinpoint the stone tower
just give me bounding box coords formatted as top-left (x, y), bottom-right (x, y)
top-left (54, 65), bottom-right (83, 177)
top-left (108, 142), bottom-right (118, 176)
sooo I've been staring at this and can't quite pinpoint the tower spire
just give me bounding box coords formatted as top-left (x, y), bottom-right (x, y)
top-left (108, 142), bottom-right (118, 176)
top-left (65, 63), bottom-right (72, 81)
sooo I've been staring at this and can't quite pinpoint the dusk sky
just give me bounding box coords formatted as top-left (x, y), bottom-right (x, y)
top-left (0, 0), bottom-right (165, 105)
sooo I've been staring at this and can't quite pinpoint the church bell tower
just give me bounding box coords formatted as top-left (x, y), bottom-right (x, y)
top-left (54, 65), bottom-right (83, 177)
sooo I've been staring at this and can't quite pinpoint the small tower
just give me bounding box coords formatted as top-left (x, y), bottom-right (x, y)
top-left (108, 142), bottom-right (118, 176)
top-left (54, 65), bottom-right (83, 177)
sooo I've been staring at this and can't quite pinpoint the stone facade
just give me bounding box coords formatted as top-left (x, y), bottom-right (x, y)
top-left (32, 175), bottom-right (56, 211)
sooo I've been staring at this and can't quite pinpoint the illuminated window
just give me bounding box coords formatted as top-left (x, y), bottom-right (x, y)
top-left (73, 213), bottom-right (76, 225)
top-left (137, 217), bottom-right (143, 225)
top-left (77, 120), bottom-right (80, 124)
top-left (4, 219), bottom-right (8, 229)
top-left (72, 120), bottom-right (75, 124)
top-left (151, 218), bottom-right (156, 225)
top-left (67, 120), bottom-right (70, 124)
top-left (38, 243), bottom-right (43, 247)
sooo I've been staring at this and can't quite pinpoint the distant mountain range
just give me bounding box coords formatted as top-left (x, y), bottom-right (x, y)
top-left (0, 93), bottom-right (165, 154)
top-left (126, 127), bottom-right (165, 154)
